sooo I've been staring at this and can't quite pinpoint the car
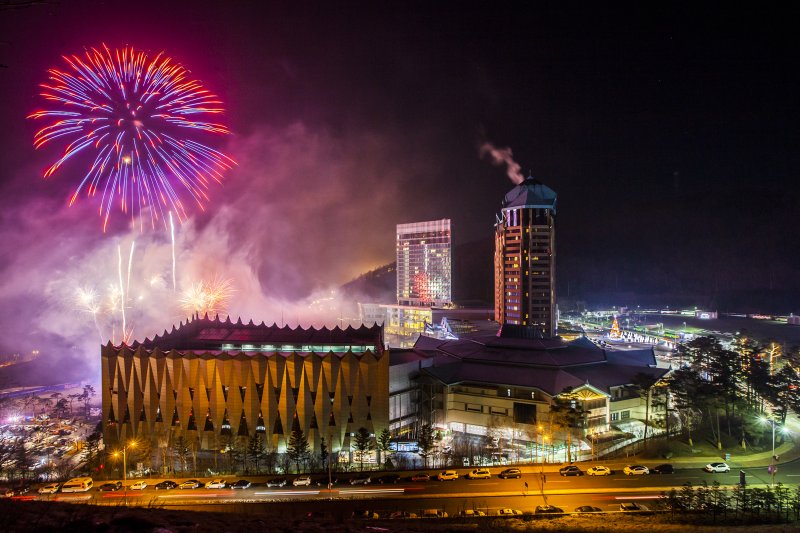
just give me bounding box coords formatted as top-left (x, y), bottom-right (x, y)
top-left (129, 481), bottom-right (148, 490)
top-left (575, 505), bottom-right (602, 513)
top-left (466, 469), bottom-right (491, 480)
top-left (620, 502), bottom-right (649, 512)
top-left (155, 480), bottom-right (178, 490)
top-left (375, 474), bottom-right (400, 484)
top-left (266, 477), bottom-right (287, 487)
top-left (411, 473), bottom-right (430, 482)
top-left (498, 508), bottom-right (524, 516)
top-left (38, 483), bottom-right (60, 494)
top-left (293, 476), bottom-right (312, 487)
top-left (390, 511), bottom-right (418, 519)
top-left (231, 479), bottom-right (252, 489)
top-left (586, 465), bottom-right (612, 476)
top-left (422, 509), bottom-right (448, 518)
top-left (498, 468), bottom-right (522, 479)
top-left (623, 465), bottom-right (649, 475)
top-left (97, 481), bottom-right (122, 492)
top-left (351, 509), bottom-right (379, 519)
top-left (205, 479), bottom-right (227, 489)
top-left (437, 470), bottom-right (458, 481)
top-left (559, 465), bottom-right (584, 476)
top-left (350, 475), bottom-right (371, 485)
top-left (459, 509), bottom-right (486, 517)
top-left (10, 485), bottom-right (31, 496)
top-left (534, 505), bottom-right (564, 515)
top-left (704, 462), bottom-right (731, 473)
top-left (179, 479), bottom-right (200, 489)
top-left (0, 488), bottom-right (13, 498)
top-left (652, 463), bottom-right (674, 474)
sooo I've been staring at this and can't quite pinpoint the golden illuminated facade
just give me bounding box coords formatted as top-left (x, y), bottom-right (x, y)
top-left (102, 316), bottom-right (388, 454)
top-left (494, 177), bottom-right (557, 337)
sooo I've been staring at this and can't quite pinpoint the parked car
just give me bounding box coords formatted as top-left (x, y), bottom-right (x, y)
top-left (293, 476), bottom-right (312, 487)
top-left (178, 479), bottom-right (201, 489)
top-left (410, 473), bottom-right (430, 482)
top-left (38, 483), bottom-right (60, 494)
top-left (437, 470), bottom-right (458, 481)
top-left (652, 464), bottom-right (674, 474)
top-left (231, 479), bottom-right (252, 489)
top-left (498, 468), bottom-right (522, 479)
top-left (205, 479), bottom-right (227, 489)
top-left (623, 465), bottom-right (649, 475)
top-left (704, 462), bottom-right (731, 473)
top-left (535, 505), bottom-right (564, 515)
top-left (351, 509), bottom-right (379, 519)
top-left (559, 465), bottom-right (584, 476)
top-left (620, 502), bottom-right (649, 512)
top-left (575, 505), bottom-right (602, 513)
top-left (155, 480), bottom-right (178, 490)
top-left (376, 474), bottom-right (400, 484)
top-left (266, 477), bottom-right (287, 487)
top-left (459, 509), bottom-right (486, 517)
top-left (466, 469), bottom-right (491, 480)
top-left (586, 465), bottom-right (612, 476)
top-left (389, 511), bottom-right (417, 519)
top-left (97, 481), bottom-right (122, 492)
top-left (129, 481), bottom-right (148, 490)
top-left (350, 475), bottom-right (371, 485)
top-left (422, 509), bottom-right (448, 518)
top-left (498, 508), bottom-right (524, 516)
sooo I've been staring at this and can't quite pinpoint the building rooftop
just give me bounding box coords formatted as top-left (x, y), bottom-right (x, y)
top-left (502, 175), bottom-right (557, 213)
top-left (126, 314), bottom-right (385, 354)
top-left (412, 334), bottom-right (667, 396)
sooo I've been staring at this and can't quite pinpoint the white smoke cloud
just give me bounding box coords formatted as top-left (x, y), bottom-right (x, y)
top-left (0, 122), bottom-right (419, 384)
top-left (479, 142), bottom-right (524, 184)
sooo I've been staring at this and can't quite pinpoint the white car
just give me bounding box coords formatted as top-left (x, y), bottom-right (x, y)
top-left (466, 469), bottom-right (491, 480)
top-left (704, 462), bottom-right (731, 473)
top-left (293, 476), bottom-right (312, 487)
top-left (498, 508), bottom-right (523, 516)
top-left (623, 465), bottom-right (649, 475)
top-left (205, 479), bottom-right (227, 489)
top-left (38, 483), bottom-right (60, 494)
top-left (129, 481), bottom-right (148, 490)
top-left (587, 465), bottom-right (612, 476)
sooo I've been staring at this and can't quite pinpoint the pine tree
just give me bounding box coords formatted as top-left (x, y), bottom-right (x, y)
top-left (416, 424), bottom-right (435, 468)
top-left (287, 429), bottom-right (309, 473)
top-left (352, 427), bottom-right (374, 472)
top-left (377, 428), bottom-right (392, 468)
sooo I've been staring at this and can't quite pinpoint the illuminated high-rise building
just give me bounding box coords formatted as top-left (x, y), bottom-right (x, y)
top-left (396, 219), bottom-right (452, 307)
top-left (494, 177), bottom-right (557, 337)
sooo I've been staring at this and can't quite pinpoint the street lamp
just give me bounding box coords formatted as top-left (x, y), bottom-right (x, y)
top-left (113, 439), bottom-right (137, 503)
top-left (759, 417), bottom-right (789, 486)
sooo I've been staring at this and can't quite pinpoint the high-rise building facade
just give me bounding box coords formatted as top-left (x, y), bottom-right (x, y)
top-left (396, 219), bottom-right (452, 307)
top-left (494, 177), bottom-right (557, 337)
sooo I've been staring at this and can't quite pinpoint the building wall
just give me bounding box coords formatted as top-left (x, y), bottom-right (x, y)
top-left (396, 219), bottom-right (452, 307)
top-left (494, 207), bottom-right (556, 337)
top-left (102, 345), bottom-right (389, 454)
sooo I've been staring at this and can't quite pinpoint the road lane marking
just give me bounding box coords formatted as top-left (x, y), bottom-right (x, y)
top-left (253, 490), bottom-right (320, 496)
top-left (339, 488), bottom-right (404, 494)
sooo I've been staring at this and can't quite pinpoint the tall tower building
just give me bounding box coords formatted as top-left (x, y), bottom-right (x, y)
top-left (396, 219), bottom-right (452, 307)
top-left (494, 177), bottom-right (557, 337)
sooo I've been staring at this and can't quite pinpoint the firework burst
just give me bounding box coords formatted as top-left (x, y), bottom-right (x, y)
top-left (179, 277), bottom-right (233, 317)
top-left (29, 44), bottom-right (235, 231)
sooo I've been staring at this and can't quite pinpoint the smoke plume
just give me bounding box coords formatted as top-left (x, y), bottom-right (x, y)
top-left (480, 142), bottom-right (524, 184)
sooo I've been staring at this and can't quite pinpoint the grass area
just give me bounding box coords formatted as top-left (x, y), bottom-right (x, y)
top-left (636, 428), bottom-right (773, 460)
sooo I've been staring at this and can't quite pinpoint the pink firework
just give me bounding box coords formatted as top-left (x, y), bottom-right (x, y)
top-left (29, 45), bottom-right (235, 231)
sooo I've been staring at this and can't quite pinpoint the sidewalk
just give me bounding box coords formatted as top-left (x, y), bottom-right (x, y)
top-left (477, 436), bottom-right (797, 475)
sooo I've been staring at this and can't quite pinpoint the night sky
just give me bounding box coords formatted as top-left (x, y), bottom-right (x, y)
top-left (0, 2), bottom-right (798, 378)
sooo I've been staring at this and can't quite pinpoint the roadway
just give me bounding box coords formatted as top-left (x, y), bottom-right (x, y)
top-left (21, 459), bottom-right (800, 517)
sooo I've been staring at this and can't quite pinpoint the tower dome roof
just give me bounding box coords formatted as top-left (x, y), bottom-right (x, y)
top-left (502, 175), bottom-right (557, 213)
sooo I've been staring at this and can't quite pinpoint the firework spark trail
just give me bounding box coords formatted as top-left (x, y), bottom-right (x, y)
top-left (179, 277), bottom-right (233, 317)
top-left (75, 287), bottom-right (103, 343)
top-left (117, 244), bottom-right (126, 342)
top-left (29, 44), bottom-right (236, 231)
top-left (169, 212), bottom-right (176, 291)
top-left (126, 240), bottom-right (135, 299)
